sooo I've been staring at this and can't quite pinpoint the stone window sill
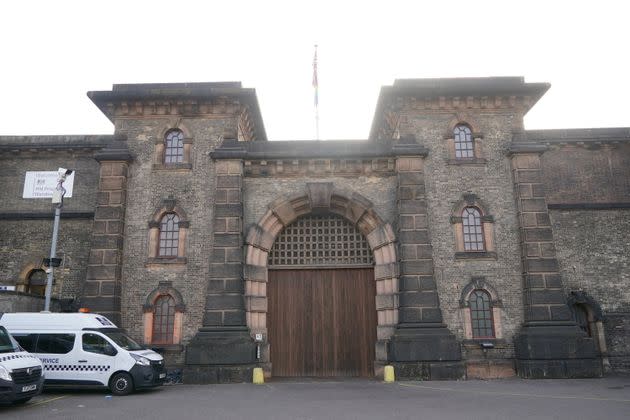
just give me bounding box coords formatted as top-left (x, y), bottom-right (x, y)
top-left (455, 251), bottom-right (497, 260)
top-left (462, 338), bottom-right (507, 347)
top-left (152, 163), bottom-right (193, 171)
top-left (146, 257), bottom-right (187, 266)
top-left (447, 158), bottom-right (487, 166)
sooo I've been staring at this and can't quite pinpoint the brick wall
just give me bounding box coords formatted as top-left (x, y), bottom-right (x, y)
top-left (551, 209), bottom-right (630, 371)
top-left (402, 110), bottom-right (524, 359)
top-left (243, 176), bottom-right (397, 228)
top-left (0, 145), bottom-right (99, 299)
top-left (542, 143), bottom-right (630, 204)
top-left (116, 116), bottom-right (235, 364)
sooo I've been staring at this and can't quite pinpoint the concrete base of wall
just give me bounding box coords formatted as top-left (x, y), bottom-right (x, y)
top-left (183, 364), bottom-right (256, 384)
top-left (184, 326), bottom-right (257, 383)
top-left (388, 324), bottom-right (462, 362)
top-left (391, 361), bottom-right (466, 380)
top-left (514, 323), bottom-right (602, 378)
top-left (386, 324), bottom-right (464, 380)
top-left (516, 359), bottom-right (602, 378)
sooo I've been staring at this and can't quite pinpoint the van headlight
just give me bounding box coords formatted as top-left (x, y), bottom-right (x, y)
top-left (0, 366), bottom-right (12, 381)
top-left (130, 354), bottom-right (151, 366)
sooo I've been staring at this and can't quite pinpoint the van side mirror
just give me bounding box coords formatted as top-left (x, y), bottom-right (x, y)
top-left (105, 345), bottom-right (118, 357)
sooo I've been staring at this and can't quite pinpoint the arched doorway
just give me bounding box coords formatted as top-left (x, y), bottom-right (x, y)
top-left (268, 215), bottom-right (376, 377)
top-left (243, 183), bottom-right (399, 378)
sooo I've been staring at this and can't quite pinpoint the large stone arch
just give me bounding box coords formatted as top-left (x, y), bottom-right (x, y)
top-left (243, 182), bottom-right (399, 371)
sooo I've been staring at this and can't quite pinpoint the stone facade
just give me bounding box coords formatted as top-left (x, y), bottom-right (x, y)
top-left (0, 78), bottom-right (628, 380)
top-left (0, 137), bottom-right (105, 301)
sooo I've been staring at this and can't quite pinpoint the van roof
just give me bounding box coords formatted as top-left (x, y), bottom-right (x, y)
top-left (0, 312), bottom-right (118, 330)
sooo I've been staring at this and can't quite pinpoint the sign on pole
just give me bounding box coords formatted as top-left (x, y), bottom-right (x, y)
top-left (22, 171), bottom-right (75, 199)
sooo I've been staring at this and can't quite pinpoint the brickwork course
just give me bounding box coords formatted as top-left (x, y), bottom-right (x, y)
top-left (0, 77), bottom-right (628, 380)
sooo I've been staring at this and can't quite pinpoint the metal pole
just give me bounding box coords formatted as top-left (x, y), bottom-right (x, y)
top-left (44, 170), bottom-right (68, 312)
top-left (44, 205), bottom-right (61, 312)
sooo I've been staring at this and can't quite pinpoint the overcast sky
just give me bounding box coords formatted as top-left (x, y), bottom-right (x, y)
top-left (1, 0), bottom-right (628, 140)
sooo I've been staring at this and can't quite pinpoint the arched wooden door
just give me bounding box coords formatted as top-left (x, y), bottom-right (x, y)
top-left (267, 215), bottom-right (377, 377)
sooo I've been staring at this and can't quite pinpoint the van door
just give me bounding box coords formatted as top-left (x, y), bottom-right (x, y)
top-left (77, 332), bottom-right (118, 387)
top-left (32, 333), bottom-right (77, 384)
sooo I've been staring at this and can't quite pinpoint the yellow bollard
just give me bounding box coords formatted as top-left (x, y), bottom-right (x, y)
top-left (253, 367), bottom-right (264, 384)
top-left (384, 365), bottom-right (395, 383)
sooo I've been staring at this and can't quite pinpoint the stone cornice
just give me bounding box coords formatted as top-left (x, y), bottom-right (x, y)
top-left (515, 127), bottom-right (630, 147)
top-left (88, 82), bottom-right (267, 141)
top-left (243, 158), bottom-right (397, 178)
top-left (211, 139), bottom-right (428, 160)
top-left (0, 211), bottom-right (95, 220)
top-left (210, 139), bottom-right (426, 177)
top-left (370, 77), bottom-right (549, 141)
top-left (507, 143), bottom-right (549, 155)
top-left (0, 135), bottom-right (112, 155)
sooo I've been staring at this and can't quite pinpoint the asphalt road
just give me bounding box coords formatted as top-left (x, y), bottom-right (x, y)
top-left (2, 377), bottom-right (630, 420)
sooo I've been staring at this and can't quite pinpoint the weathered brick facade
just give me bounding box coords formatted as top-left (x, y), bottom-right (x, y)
top-left (0, 78), bottom-right (628, 380)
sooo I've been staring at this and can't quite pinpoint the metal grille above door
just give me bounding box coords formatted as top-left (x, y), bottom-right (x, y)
top-left (268, 215), bottom-right (373, 268)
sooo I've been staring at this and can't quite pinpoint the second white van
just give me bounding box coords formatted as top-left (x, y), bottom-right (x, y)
top-left (0, 312), bottom-right (166, 396)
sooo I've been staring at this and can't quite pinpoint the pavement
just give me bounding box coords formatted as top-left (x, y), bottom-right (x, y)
top-left (2, 376), bottom-right (630, 420)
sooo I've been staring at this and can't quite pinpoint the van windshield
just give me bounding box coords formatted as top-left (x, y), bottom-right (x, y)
top-left (0, 327), bottom-right (19, 353)
top-left (102, 331), bottom-right (144, 351)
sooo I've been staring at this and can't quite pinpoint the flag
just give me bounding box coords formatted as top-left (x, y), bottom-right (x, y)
top-left (312, 46), bottom-right (318, 106)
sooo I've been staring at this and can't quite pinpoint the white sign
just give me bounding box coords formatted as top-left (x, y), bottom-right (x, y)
top-left (22, 171), bottom-right (75, 199)
top-left (0, 285), bottom-right (16, 291)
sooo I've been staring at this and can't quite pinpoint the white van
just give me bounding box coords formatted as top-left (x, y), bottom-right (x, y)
top-left (0, 313), bottom-right (166, 396)
top-left (0, 325), bottom-right (44, 404)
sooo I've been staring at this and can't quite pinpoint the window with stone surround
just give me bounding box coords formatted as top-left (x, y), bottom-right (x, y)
top-left (158, 213), bottom-right (180, 257)
top-left (460, 278), bottom-right (502, 340)
top-left (164, 130), bottom-right (184, 163)
top-left (469, 290), bottom-right (495, 338)
top-left (454, 124), bottom-right (474, 158)
top-left (152, 295), bottom-right (176, 344)
top-left (153, 127), bottom-right (192, 170)
top-left (147, 198), bottom-right (189, 264)
top-left (462, 207), bottom-right (485, 251)
top-left (451, 193), bottom-right (496, 259)
top-left (446, 122), bottom-right (485, 164)
top-left (143, 282), bottom-right (185, 349)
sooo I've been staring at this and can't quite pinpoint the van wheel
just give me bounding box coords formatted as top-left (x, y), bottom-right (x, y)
top-left (110, 372), bottom-right (134, 396)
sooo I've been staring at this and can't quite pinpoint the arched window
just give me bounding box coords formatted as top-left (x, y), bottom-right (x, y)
top-left (164, 129), bottom-right (184, 164)
top-left (462, 207), bottom-right (485, 251)
top-left (152, 295), bottom-right (176, 344)
top-left (453, 124), bottom-right (474, 159)
top-left (147, 199), bottom-right (189, 264)
top-left (451, 194), bottom-right (495, 259)
top-left (27, 269), bottom-right (47, 296)
top-left (143, 282), bottom-right (186, 347)
top-left (158, 213), bottom-right (180, 257)
top-left (469, 289), bottom-right (495, 338)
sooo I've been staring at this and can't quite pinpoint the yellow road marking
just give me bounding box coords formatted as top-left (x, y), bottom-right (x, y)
top-left (399, 382), bottom-right (630, 403)
top-left (28, 395), bottom-right (67, 407)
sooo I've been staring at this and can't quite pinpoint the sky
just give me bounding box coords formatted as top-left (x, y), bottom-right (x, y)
top-left (1, 0), bottom-right (628, 140)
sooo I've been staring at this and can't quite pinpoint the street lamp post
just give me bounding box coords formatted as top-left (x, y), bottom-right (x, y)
top-left (44, 168), bottom-right (73, 312)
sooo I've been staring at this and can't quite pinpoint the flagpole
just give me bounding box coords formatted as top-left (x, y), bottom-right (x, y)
top-left (313, 44), bottom-right (320, 140)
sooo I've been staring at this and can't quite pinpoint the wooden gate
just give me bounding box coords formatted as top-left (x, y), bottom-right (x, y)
top-left (268, 268), bottom-right (376, 377)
